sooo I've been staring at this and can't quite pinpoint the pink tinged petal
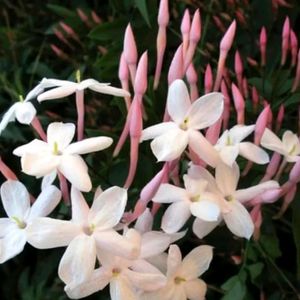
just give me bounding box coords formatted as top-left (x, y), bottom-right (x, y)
top-left (65, 137), bottom-right (113, 155)
top-left (70, 186), bottom-right (90, 223)
top-left (0, 228), bottom-right (27, 263)
top-left (21, 152), bottom-right (60, 177)
top-left (1, 180), bottom-right (30, 219)
top-left (229, 124), bottom-right (255, 143)
top-left (183, 175), bottom-right (208, 196)
top-left (126, 269), bottom-right (166, 291)
top-left (141, 122), bottom-right (178, 141)
top-left (190, 200), bottom-right (220, 222)
top-left (218, 145), bottom-right (240, 166)
top-left (13, 139), bottom-right (49, 156)
top-left (58, 154), bottom-right (91, 192)
top-left (26, 217), bottom-right (80, 248)
top-left (215, 162), bottom-right (240, 196)
top-left (167, 79), bottom-right (191, 123)
top-left (192, 218), bottom-right (220, 239)
top-left (161, 201), bottom-right (191, 233)
top-left (110, 277), bottom-right (138, 300)
top-left (140, 231), bottom-right (172, 258)
top-left (188, 130), bottom-right (220, 168)
top-left (261, 128), bottom-right (285, 154)
top-left (47, 122), bottom-right (75, 150)
top-left (89, 84), bottom-right (130, 98)
top-left (151, 129), bottom-right (188, 161)
top-left (135, 208), bottom-right (153, 233)
top-left (89, 186), bottom-right (127, 230)
top-left (187, 92), bottom-right (224, 130)
top-left (29, 185), bottom-right (61, 219)
top-left (234, 180), bottom-right (279, 203)
top-left (223, 201), bottom-right (254, 239)
top-left (58, 234), bottom-right (96, 284)
top-left (152, 184), bottom-right (188, 203)
top-left (184, 279), bottom-right (207, 300)
top-left (167, 244), bottom-right (182, 277)
top-left (94, 229), bottom-right (140, 259)
top-left (37, 84), bottom-right (77, 101)
top-left (239, 142), bottom-right (269, 164)
top-left (15, 102), bottom-right (36, 125)
top-left (179, 245), bottom-right (213, 280)
top-left (65, 268), bottom-right (110, 299)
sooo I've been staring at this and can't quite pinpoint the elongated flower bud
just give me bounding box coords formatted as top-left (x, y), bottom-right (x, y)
top-left (275, 104), bottom-right (285, 133)
top-left (204, 64), bottom-right (213, 93)
top-left (235, 50), bottom-right (243, 90)
top-left (181, 9), bottom-right (191, 56)
top-left (260, 26), bottom-right (267, 66)
top-left (281, 16), bottom-right (290, 66)
top-left (255, 105), bottom-right (270, 145)
top-left (290, 29), bottom-right (298, 67)
top-left (124, 24), bottom-right (138, 83)
top-left (292, 49), bottom-right (300, 92)
top-left (232, 83), bottom-right (245, 124)
top-left (186, 63), bottom-right (199, 101)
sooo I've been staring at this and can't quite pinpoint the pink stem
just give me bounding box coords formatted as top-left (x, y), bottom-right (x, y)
top-left (76, 90), bottom-right (85, 141)
top-left (0, 157), bottom-right (18, 180)
top-left (58, 171), bottom-right (70, 204)
top-left (31, 116), bottom-right (47, 141)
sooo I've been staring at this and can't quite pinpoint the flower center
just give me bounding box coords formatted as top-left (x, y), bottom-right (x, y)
top-left (179, 117), bottom-right (189, 131)
top-left (174, 276), bottom-right (186, 285)
top-left (190, 194), bottom-right (201, 202)
top-left (52, 142), bottom-right (62, 155)
top-left (76, 69), bottom-right (81, 83)
top-left (18, 95), bottom-right (24, 102)
top-left (225, 195), bottom-right (234, 202)
top-left (112, 268), bottom-right (121, 277)
top-left (12, 216), bottom-right (26, 229)
top-left (226, 135), bottom-right (233, 146)
top-left (83, 223), bottom-right (95, 236)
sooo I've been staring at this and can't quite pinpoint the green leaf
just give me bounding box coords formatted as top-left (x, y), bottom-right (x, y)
top-left (134, 0), bottom-right (151, 27)
top-left (89, 19), bottom-right (126, 41)
top-left (221, 274), bottom-right (247, 300)
top-left (47, 4), bottom-right (75, 18)
top-left (247, 262), bottom-right (264, 282)
top-left (260, 234), bottom-right (281, 259)
top-left (292, 196), bottom-right (300, 280)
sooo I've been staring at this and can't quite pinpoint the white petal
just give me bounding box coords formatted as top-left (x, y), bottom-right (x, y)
top-left (151, 129), bottom-right (188, 161)
top-left (187, 92), bottom-right (224, 130)
top-left (167, 244), bottom-right (182, 277)
top-left (41, 171), bottom-right (57, 190)
top-left (161, 201), bottom-right (191, 233)
top-left (70, 186), bottom-right (90, 223)
top-left (184, 279), bottom-right (207, 300)
top-left (47, 122), bottom-right (75, 151)
top-left (1, 180), bottom-right (30, 219)
top-left (89, 186), bottom-right (127, 230)
top-left (94, 229), bottom-right (140, 260)
top-left (110, 277), bottom-right (138, 300)
top-left (261, 128), bottom-right (285, 154)
top-left (215, 162), bottom-right (240, 196)
top-left (29, 185), bottom-right (61, 219)
top-left (179, 245), bottom-right (213, 279)
top-left (13, 139), bottom-right (49, 156)
top-left (282, 130), bottom-right (300, 155)
top-left (65, 137), bottom-right (113, 155)
top-left (141, 122), bottom-right (178, 141)
top-left (218, 145), bottom-right (239, 166)
top-left (77, 79), bottom-right (102, 90)
top-left (0, 104), bottom-right (17, 134)
top-left (24, 78), bottom-right (53, 101)
top-left (65, 267), bottom-right (110, 299)
top-left (0, 228), bottom-right (27, 263)
top-left (27, 217), bottom-right (80, 248)
top-left (140, 231), bottom-right (172, 258)
top-left (239, 142), bottom-right (269, 164)
top-left (21, 152), bottom-right (60, 177)
top-left (152, 184), bottom-right (188, 203)
top-left (58, 155), bottom-right (91, 192)
top-left (167, 79), bottom-right (191, 123)
top-left (223, 201), bottom-right (254, 239)
top-left (234, 180), bottom-right (279, 203)
top-left (190, 200), bottom-right (220, 221)
top-left (192, 218), bottom-right (220, 239)
top-left (0, 218), bottom-right (16, 237)
top-left (183, 175), bottom-right (208, 196)
top-left (15, 102), bottom-right (36, 124)
top-left (58, 234), bottom-right (96, 284)
top-left (229, 124), bottom-right (255, 143)
top-left (89, 83), bottom-right (130, 97)
top-left (37, 84), bottom-right (77, 101)
top-left (188, 130), bottom-right (220, 168)
top-left (134, 208), bottom-right (153, 233)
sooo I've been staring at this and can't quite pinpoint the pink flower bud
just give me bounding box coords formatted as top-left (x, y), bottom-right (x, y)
top-left (134, 52), bottom-right (148, 95)
top-left (50, 44), bottom-right (70, 61)
top-left (289, 159), bottom-right (300, 184)
top-left (204, 64), bottom-right (213, 93)
top-left (91, 11), bottom-right (102, 24)
top-left (235, 9), bottom-right (246, 27)
top-left (119, 52), bottom-right (129, 81)
top-left (77, 8), bottom-right (92, 27)
top-left (275, 104), bottom-right (285, 133)
top-left (213, 16), bottom-right (226, 33)
top-left (292, 49), bottom-right (300, 92)
top-left (279, 184), bottom-right (297, 216)
top-left (158, 0), bottom-right (169, 27)
top-left (232, 83), bottom-right (245, 124)
top-left (221, 80), bottom-right (231, 130)
top-left (59, 22), bottom-right (81, 43)
top-left (189, 9), bottom-right (201, 42)
top-left (124, 24), bottom-right (138, 82)
top-left (220, 20), bottom-right (237, 53)
top-left (260, 27), bottom-right (267, 66)
top-left (0, 157), bottom-right (18, 180)
top-left (242, 77), bottom-right (249, 98)
top-left (181, 9), bottom-right (191, 57)
top-left (290, 29), bottom-right (298, 67)
top-left (247, 57), bottom-right (259, 67)
top-left (168, 44), bottom-right (184, 85)
top-left (235, 50), bottom-right (243, 90)
top-left (255, 105), bottom-right (270, 145)
top-left (186, 63), bottom-right (199, 101)
top-left (281, 16), bottom-right (290, 66)
top-left (251, 86), bottom-right (259, 112)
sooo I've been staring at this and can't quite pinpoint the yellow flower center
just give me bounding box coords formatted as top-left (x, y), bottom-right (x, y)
top-left (174, 276), bottom-right (186, 285)
top-left (179, 118), bottom-right (189, 130)
top-left (76, 69), bottom-right (81, 83)
top-left (112, 268), bottom-right (121, 277)
top-left (12, 216), bottom-right (26, 229)
top-left (190, 194), bottom-right (201, 202)
top-left (226, 135), bottom-right (233, 146)
top-left (225, 195), bottom-right (234, 202)
top-left (83, 223), bottom-right (95, 236)
top-left (52, 142), bottom-right (62, 155)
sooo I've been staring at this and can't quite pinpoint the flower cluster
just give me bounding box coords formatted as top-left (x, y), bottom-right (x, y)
top-left (0, 0), bottom-right (300, 299)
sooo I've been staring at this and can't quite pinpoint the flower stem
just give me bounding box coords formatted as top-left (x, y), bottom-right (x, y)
top-left (76, 89), bottom-right (85, 141)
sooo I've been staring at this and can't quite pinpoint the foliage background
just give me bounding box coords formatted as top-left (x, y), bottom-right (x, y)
top-left (0, 0), bottom-right (300, 299)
